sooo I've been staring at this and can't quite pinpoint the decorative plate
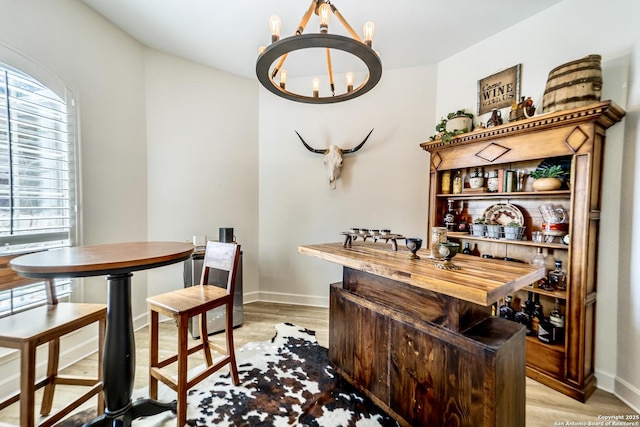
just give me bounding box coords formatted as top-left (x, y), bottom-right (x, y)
top-left (483, 203), bottom-right (524, 226)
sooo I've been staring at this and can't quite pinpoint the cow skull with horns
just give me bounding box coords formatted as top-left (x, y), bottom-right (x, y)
top-left (295, 129), bottom-right (373, 189)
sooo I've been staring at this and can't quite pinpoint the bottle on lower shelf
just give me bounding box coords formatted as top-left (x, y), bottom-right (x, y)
top-left (498, 295), bottom-right (515, 321)
top-left (531, 295), bottom-right (544, 336)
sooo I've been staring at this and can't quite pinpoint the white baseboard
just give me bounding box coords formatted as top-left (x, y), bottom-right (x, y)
top-left (615, 376), bottom-right (640, 413)
top-left (255, 291), bottom-right (329, 308)
top-left (0, 324), bottom-right (101, 400)
top-left (596, 367), bottom-right (617, 393)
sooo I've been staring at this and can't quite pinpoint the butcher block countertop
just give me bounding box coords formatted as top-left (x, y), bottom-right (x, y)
top-left (298, 242), bottom-right (545, 306)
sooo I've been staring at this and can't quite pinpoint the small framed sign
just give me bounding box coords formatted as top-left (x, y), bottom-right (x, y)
top-left (477, 64), bottom-right (521, 115)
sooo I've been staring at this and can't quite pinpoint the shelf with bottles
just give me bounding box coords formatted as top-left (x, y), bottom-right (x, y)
top-left (497, 292), bottom-right (567, 352)
top-left (437, 156), bottom-right (571, 197)
top-left (449, 234), bottom-right (568, 250)
top-left (436, 190), bottom-right (571, 200)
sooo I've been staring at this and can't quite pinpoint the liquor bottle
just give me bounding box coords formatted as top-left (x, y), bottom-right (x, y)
top-left (548, 260), bottom-right (567, 291)
top-left (462, 242), bottom-right (471, 255)
top-left (537, 318), bottom-right (555, 344)
top-left (531, 295), bottom-right (544, 336)
top-left (514, 301), bottom-right (532, 335)
top-left (498, 295), bottom-right (515, 321)
top-left (443, 199), bottom-right (458, 232)
top-left (530, 247), bottom-right (548, 289)
top-left (549, 298), bottom-right (565, 328)
top-left (523, 291), bottom-right (535, 315)
top-left (452, 170), bottom-right (463, 194)
top-left (521, 292), bottom-right (536, 335)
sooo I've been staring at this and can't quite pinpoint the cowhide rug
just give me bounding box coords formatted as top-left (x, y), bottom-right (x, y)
top-left (54, 323), bottom-right (399, 426)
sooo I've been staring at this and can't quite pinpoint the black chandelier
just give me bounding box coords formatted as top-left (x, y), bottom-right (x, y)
top-left (256, 0), bottom-right (382, 104)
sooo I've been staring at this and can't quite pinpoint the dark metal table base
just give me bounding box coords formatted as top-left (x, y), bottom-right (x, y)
top-left (82, 273), bottom-right (175, 427)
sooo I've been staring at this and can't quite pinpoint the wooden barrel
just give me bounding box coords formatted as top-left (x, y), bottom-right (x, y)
top-left (542, 55), bottom-right (602, 113)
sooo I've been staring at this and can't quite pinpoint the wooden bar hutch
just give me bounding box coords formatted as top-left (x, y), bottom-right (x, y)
top-left (419, 100), bottom-right (625, 401)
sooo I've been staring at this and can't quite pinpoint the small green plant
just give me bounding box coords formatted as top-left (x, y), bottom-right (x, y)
top-left (430, 110), bottom-right (474, 143)
top-left (473, 217), bottom-right (486, 224)
top-left (506, 221), bottom-right (521, 227)
top-left (529, 165), bottom-right (566, 179)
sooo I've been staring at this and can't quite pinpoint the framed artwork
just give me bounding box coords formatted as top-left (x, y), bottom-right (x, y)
top-left (477, 64), bottom-right (521, 115)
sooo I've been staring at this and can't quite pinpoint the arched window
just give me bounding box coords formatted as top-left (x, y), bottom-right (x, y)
top-left (0, 62), bottom-right (78, 315)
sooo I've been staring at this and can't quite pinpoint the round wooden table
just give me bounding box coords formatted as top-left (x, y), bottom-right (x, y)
top-left (11, 241), bottom-right (194, 427)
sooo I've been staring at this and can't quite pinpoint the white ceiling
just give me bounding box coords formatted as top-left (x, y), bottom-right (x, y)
top-left (81, 0), bottom-right (562, 80)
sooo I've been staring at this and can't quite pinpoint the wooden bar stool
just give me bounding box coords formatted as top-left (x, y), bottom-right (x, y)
top-left (147, 241), bottom-right (241, 427)
top-left (0, 253), bottom-right (107, 427)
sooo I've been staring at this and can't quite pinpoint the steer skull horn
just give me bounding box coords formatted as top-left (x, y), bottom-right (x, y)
top-left (295, 129), bottom-right (374, 189)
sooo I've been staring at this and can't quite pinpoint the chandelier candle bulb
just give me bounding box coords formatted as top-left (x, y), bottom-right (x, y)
top-left (279, 69), bottom-right (287, 89)
top-left (363, 21), bottom-right (375, 47)
top-left (319, 2), bottom-right (331, 32)
top-left (346, 72), bottom-right (354, 92)
top-left (258, 46), bottom-right (266, 54)
top-left (269, 15), bottom-right (281, 42)
top-left (313, 78), bottom-right (320, 97)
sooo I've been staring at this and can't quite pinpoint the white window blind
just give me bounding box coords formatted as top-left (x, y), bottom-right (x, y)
top-left (0, 63), bottom-right (77, 317)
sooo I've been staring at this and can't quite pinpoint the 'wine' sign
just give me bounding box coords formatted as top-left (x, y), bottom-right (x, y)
top-left (477, 64), bottom-right (521, 115)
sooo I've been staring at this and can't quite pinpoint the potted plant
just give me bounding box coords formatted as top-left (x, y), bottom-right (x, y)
top-left (470, 217), bottom-right (486, 237)
top-left (529, 165), bottom-right (567, 191)
top-left (503, 221), bottom-right (525, 240)
top-left (485, 221), bottom-right (502, 239)
top-left (430, 110), bottom-right (474, 144)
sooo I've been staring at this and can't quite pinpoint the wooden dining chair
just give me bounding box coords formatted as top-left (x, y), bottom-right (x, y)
top-left (0, 253), bottom-right (107, 427)
top-left (147, 240), bottom-right (241, 426)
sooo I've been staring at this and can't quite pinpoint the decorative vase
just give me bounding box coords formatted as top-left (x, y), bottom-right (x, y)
top-left (445, 111), bottom-right (473, 133)
top-left (532, 177), bottom-right (562, 191)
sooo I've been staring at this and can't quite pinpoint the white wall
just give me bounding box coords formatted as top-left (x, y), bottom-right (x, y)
top-left (0, 0), bottom-right (149, 308)
top-left (435, 0), bottom-right (639, 410)
top-left (144, 49), bottom-right (259, 299)
top-left (258, 66), bottom-right (436, 305)
top-left (0, 0), bottom-right (149, 397)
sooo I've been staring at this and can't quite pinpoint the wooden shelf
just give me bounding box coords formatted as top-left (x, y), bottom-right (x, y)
top-left (517, 285), bottom-right (567, 300)
top-left (448, 233), bottom-right (568, 250)
top-left (421, 101), bottom-right (625, 402)
top-left (526, 335), bottom-right (565, 355)
top-left (437, 190), bottom-right (571, 200)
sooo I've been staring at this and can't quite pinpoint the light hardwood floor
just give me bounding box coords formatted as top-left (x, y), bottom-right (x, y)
top-left (0, 302), bottom-right (636, 426)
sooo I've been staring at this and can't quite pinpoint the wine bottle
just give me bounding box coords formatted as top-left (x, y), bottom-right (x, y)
top-left (531, 295), bottom-right (544, 336)
top-left (462, 242), bottom-right (471, 255)
top-left (498, 296), bottom-right (515, 321)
